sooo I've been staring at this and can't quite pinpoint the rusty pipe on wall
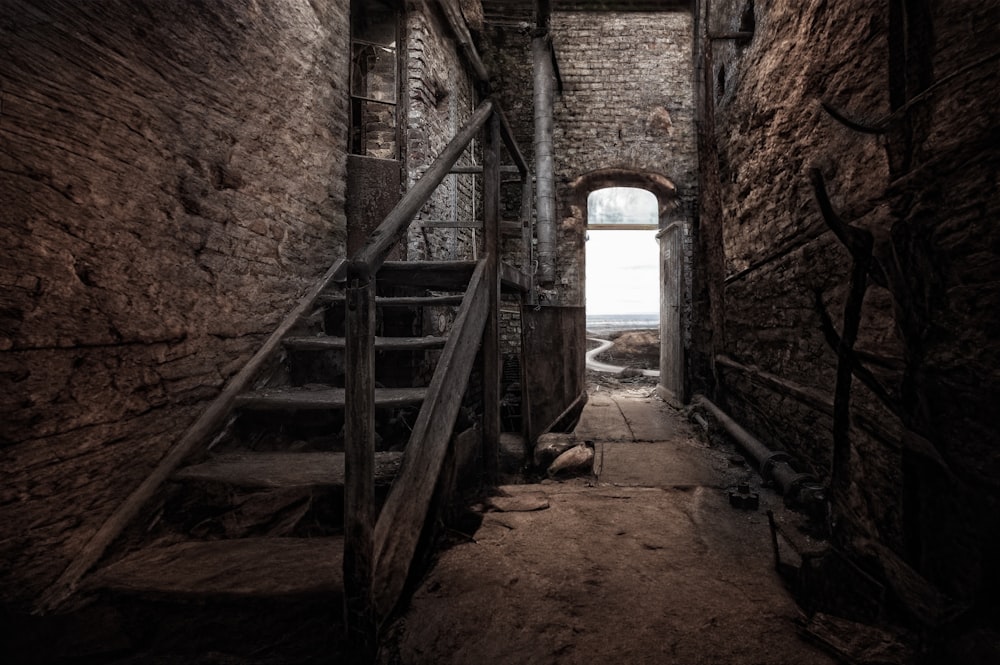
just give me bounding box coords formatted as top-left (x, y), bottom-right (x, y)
top-left (533, 32), bottom-right (556, 285)
top-left (693, 395), bottom-right (825, 508)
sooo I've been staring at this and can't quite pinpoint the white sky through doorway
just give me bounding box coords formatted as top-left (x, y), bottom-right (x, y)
top-left (585, 188), bottom-right (659, 316)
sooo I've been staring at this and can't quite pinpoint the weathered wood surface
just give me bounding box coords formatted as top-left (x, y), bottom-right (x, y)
top-left (87, 538), bottom-right (344, 599)
top-left (522, 306), bottom-right (587, 442)
top-left (343, 100), bottom-right (494, 276)
top-left (234, 387), bottom-right (427, 410)
top-left (283, 335), bottom-right (447, 351)
top-left (377, 260), bottom-right (477, 290)
top-left (499, 262), bottom-right (531, 293)
top-left (482, 114), bottom-right (502, 483)
top-left (343, 278), bottom-right (377, 656)
top-left (316, 294), bottom-right (465, 307)
top-left (37, 259), bottom-right (347, 613)
top-left (414, 220), bottom-right (521, 234)
top-left (172, 451), bottom-right (403, 488)
top-left (373, 260), bottom-right (490, 619)
top-left (493, 101), bottom-right (530, 175)
top-left (437, 0), bottom-right (490, 84)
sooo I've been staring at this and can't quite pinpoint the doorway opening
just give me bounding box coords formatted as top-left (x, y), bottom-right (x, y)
top-left (585, 187), bottom-right (660, 375)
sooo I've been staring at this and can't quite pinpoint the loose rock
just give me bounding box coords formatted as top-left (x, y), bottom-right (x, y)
top-left (533, 433), bottom-right (577, 468)
top-left (547, 444), bottom-right (595, 477)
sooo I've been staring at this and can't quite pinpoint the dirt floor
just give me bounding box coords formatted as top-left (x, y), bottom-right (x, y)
top-left (378, 373), bottom-right (838, 665)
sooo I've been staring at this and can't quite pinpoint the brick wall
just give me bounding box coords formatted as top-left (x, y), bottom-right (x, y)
top-left (0, 0), bottom-right (350, 608)
top-left (405, 4), bottom-right (478, 262)
top-left (708, 0), bottom-right (1000, 609)
top-left (551, 11), bottom-right (697, 307)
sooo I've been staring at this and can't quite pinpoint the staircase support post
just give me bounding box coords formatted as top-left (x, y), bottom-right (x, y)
top-left (344, 266), bottom-right (377, 661)
top-left (483, 112), bottom-right (502, 483)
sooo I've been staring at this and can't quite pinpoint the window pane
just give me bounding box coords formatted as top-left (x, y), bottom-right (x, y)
top-left (352, 42), bottom-right (396, 103)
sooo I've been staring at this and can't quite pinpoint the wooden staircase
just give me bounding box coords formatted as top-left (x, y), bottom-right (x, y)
top-left (39, 98), bottom-right (533, 660)
top-left (85, 258), bottom-right (502, 600)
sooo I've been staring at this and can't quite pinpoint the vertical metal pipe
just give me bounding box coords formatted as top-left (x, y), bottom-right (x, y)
top-left (533, 33), bottom-right (556, 285)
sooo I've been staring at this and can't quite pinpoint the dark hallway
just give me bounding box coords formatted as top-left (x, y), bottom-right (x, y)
top-left (1, 1), bottom-right (998, 663)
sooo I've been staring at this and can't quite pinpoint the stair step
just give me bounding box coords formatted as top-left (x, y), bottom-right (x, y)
top-left (173, 451), bottom-right (403, 488)
top-left (86, 538), bottom-right (344, 600)
top-left (375, 260), bottom-right (530, 293)
top-left (377, 260), bottom-right (477, 290)
top-left (282, 335), bottom-right (447, 351)
top-left (234, 386), bottom-right (427, 410)
top-left (316, 294), bottom-right (465, 307)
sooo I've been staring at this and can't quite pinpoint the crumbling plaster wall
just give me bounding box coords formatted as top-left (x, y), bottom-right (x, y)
top-left (708, 0), bottom-right (1000, 608)
top-left (550, 10), bottom-right (697, 307)
top-left (0, 0), bottom-right (349, 608)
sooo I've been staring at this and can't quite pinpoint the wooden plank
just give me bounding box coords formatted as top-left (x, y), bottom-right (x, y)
top-left (283, 336), bottom-right (447, 351)
top-left (482, 113), bottom-right (502, 484)
top-left (172, 451), bottom-right (403, 488)
top-left (377, 260), bottom-right (477, 290)
top-left (316, 294), bottom-right (465, 307)
top-left (234, 387), bottom-right (427, 410)
top-left (416, 220), bottom-right (521, 235)
top-left (343, 277), bottom-right (376, 656)
top-left (437, 0), bottom-right (490, 84)
top-left (448, 164), bottom-right (520, 174)
top-left (37, 259), bottom-right (347, 613)
top-left (500, 261), bottom-right (531, 293)
top-left (87, 538), bottom-right (344, 600)
top-left (493, 100), bottom-right (530, 175)
top-left (373, 260), bottom-right (490, 619)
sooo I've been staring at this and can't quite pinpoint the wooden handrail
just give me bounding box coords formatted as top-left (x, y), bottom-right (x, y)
top-left (493, 102), bottom-right (529, 176)
top-left (38, 258), bottom-right (347, 613)
top-left (342, 99), bottom-right (494, 280)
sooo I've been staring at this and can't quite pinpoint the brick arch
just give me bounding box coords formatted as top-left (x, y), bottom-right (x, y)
top-left (567, 168), bottom-right (679, 221)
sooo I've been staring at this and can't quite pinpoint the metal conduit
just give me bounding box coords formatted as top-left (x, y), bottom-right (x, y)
top-left (533, 32), bottom-right (556, 284)
top-left (693, 395), bottom-right (825, 507)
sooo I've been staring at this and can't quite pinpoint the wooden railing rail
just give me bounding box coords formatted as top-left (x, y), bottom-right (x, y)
top-left (340, 99), bottom-right (494, 281)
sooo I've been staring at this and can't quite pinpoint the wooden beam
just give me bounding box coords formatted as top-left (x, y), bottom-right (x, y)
top-left (343, 101), bottom-right (494, 278)
top-left (377, 260), bottom-right (477, 290)
top-left (234, 387), bottom-right (427, 410)
top-left (343, 275), bottom-right (377, 659)
top-left (437, 0), bottom-right (491, 85)
top-left (500, 262), bottom-right (532, 293)
top-left (492, 100), bottom-right (530, 175)
top-left (448, 164), bottom-right (520, 174)
top-left (36, 258), bottom-right (346, 614)
top-left (87, 538), bottom-right (345, 600)
top-left (483, 113), bottom-right (502, 484)
top-left (173, 451), bottom-right (404, 489)
top-left (283, 335), bottom-right (447, 351)
top-left (372, 260), bottom-right (490, 619)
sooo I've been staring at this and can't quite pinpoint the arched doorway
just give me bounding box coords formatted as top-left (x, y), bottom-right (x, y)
top-left (569, 169), bottom-right (687, 404)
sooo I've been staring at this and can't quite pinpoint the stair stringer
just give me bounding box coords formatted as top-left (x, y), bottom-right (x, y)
top-left (36, 258), bottom-right (347, 614)
top-left (371, 258), bottom-right (491, 620)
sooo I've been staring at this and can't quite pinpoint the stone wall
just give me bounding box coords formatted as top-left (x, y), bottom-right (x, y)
top-left (707, 0), bottom-right (1000, 612)
top-left (0, 0), bottom-right (350, 609)
top-left (551, 10), bottom-right (697, 306)
top-left (405, 2), bottom-right (478, 262)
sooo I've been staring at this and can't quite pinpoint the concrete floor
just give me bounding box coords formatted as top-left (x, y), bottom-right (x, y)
top-left (382, 385), bottom-right (837, 664)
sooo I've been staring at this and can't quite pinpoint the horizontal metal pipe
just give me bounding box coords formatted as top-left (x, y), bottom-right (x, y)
top-left (693, 395), bottom-right (818, 499)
